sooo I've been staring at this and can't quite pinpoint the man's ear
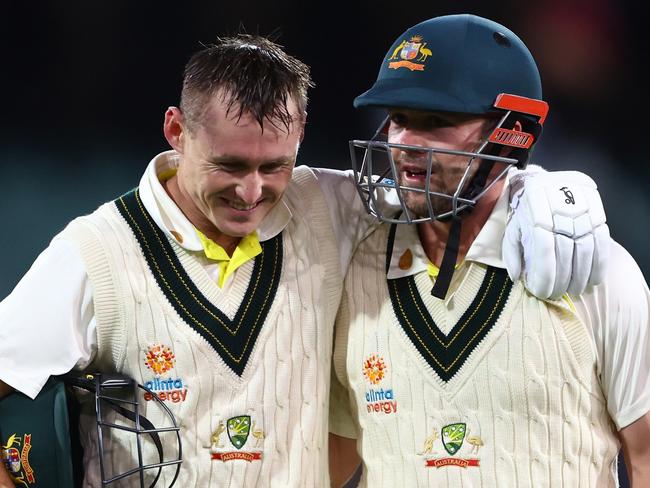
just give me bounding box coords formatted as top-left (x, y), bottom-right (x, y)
top-left (163, 107), bottom-right (187, 153)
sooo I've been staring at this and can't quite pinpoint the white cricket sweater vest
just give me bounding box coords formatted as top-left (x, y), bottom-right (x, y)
top-left (58, 166), bottom-right (342, 487)
top-left (333, 223), bottom-right (620, 487)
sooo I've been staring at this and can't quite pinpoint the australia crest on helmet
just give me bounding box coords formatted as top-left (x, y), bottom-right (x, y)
top-left (388, 35), bottom-right (432, 71)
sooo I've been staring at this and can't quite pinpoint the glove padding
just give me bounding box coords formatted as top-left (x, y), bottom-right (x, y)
top-left (503, 170), bottom-right (610, 300)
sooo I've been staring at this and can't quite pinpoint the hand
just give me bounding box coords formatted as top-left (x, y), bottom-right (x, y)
top-left (503, 170), bottom-right (610, 300)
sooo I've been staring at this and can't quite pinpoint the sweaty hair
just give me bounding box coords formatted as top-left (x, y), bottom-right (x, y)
top-left (180, 34), bottom-right (314, 132)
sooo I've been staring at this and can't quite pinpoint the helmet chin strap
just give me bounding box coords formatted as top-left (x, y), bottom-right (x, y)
top-left (430, 156), bottom-right (496, 299)
top-left (428, 110), bottom-right (542, 299)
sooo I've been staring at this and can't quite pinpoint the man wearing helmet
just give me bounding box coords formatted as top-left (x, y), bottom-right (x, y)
top-left (0, 32), bottom-right (615, 487)
top-left (329, 14), bottom-right (649, 487)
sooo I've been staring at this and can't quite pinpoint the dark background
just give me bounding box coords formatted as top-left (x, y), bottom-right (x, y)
top-left (0, 0), bottom-right (647, 297)
top-left (0, 1), bottom-right (644, 485)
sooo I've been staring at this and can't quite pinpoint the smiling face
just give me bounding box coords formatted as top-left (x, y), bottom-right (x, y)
top-left (387, 108), bottom-right (498, 218)
top-left (164, 90), bottom-right (304, 246)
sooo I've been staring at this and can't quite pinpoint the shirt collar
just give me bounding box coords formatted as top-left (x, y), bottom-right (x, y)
top-left (463, 176), bottom-right (509, 268)
top-left (386, 175), bottom-right (511, 281)
top-left (138, 150), bottom-right (292, 251)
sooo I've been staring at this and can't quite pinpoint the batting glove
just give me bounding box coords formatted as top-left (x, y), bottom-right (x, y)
top-left (503, 170), bottom-right (610, 300)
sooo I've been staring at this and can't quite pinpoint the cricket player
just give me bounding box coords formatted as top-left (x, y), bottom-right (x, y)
top-left (329, 15), bottom-right (649, 487)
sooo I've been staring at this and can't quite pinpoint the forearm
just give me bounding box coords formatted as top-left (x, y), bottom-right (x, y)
top-left (619, 413), bottom-right (650, 487)
top-left (621, 449), bottom-right (650, 487)
top-left (329, 433), bottom-right (361, 488)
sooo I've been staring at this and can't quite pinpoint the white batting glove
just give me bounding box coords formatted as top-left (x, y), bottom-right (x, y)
top-left (503, 169), bottom-right (610, 300)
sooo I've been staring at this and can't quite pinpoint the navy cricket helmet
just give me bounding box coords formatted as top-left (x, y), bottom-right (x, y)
top-left (349, 14), bottom-right (549, 299)
top-left (354, 14), bottom-right (543, 115)
top-left (350, 14), bottom-right (549, 224)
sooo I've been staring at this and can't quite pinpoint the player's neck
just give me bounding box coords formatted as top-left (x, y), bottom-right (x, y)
top-left (417, 178), bottom-right (505, 267)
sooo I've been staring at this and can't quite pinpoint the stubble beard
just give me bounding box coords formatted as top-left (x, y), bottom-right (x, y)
top-left (399, 159), bottom-right (486, 219)
top-left (398, 167), bottom-right (464, 219)
top-left (402, 190), bottom-right (453, 219)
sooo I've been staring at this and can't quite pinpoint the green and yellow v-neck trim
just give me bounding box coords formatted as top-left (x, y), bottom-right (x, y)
top-left (385, 224), bottom-right (512, 383)
top-left (116, 188), bottom-right (283, 377)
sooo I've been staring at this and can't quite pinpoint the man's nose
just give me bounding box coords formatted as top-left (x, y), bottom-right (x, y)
top-left (234, 172), bottom-right (263, 203)
top-left (392, 127), bottom-right (431, 156)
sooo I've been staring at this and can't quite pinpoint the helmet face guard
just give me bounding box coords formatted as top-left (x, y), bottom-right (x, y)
top-left (66, 373), bottom-right (183, 487)
top-left (350, 93), bottom-right (548, 224)
top-left (351, 14), bottom-right (549, 225)
top-left (351, 14), bottom-right (549, 299)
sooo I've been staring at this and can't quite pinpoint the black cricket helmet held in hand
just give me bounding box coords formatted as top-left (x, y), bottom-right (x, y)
top-left (71, 373), bottom-right (183, 487)
top-left (350, 14), bottom-right (549, 225)
top-left (0, 373), bottom-right (182, 488)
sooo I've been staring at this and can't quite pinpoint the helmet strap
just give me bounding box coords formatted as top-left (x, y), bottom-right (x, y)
top-left (429, 154), bottom-right (496, 299)
top-left (431, 215), bottom-right (462, 299)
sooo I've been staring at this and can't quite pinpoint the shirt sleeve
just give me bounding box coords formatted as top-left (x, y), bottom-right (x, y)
top-left (0, 238), bottom-right (97, 398)
top-left (311, 167), bottom-right (398, 276)
top-left (572, 240), bottom-right (650, 430)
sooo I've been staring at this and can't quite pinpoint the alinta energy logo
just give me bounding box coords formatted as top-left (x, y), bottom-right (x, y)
top-left (143, 344), bottom-right (188, 404)
top-left (362, 354), bottom-right (397, 414)
top-left (144, 344), bottom-right (176, 375)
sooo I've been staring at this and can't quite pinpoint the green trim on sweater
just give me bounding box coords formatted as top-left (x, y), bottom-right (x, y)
top-left (116, 188), bottom-right (283, 376)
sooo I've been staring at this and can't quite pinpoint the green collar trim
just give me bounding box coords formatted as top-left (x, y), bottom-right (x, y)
top-left (386, 225), bottom-right (512, 382)
top-left (116, 188), bottom-right (282, 376)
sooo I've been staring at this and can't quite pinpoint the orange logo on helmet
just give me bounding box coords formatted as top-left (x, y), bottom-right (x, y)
top-left (144, 344), bottom-right (176, 375)
top-left (387, 35), bottom-right (432, 71)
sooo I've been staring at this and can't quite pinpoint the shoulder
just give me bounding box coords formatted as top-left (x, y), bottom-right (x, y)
top-left (573, 241), bottom-right (650, 428)
top-left (285, 165), bottom-right (358, 214)
top-left (576, 240), bottom-right (648, 320)
top-left (579, 240), bottom-right (650, 357)
top-left (569, 240), bottom-right (648, 377)
top-left (572, 240), bottom-right (647, 356)
top-left (52, 196), bottom-right (139, 281)
top-left (291, 166), bottom-right (356, 192)
top-left (55, 198), bottom-right (125, 243)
